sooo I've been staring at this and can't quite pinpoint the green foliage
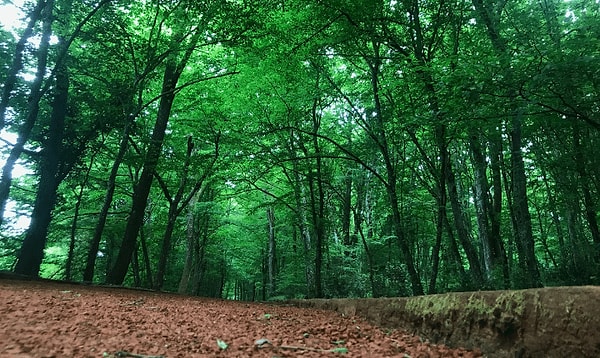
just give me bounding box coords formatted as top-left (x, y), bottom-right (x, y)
top-left (0, 0), bottom-right (598, 297)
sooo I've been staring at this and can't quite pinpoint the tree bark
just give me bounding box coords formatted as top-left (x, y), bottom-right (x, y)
top-left (0, 0), bottom-right (53, 227)
top-left (470, 131), bottom-right (507, 285)
top-left (106, 58), bottom-right (180, 284)
top-left (0, 0), bottom-right (46, 129)
top-left (267, 206), bottom-right (277, 297)
top-left (472, 0), bottom-right (542, 288)
top-left (572, 125), bottom-right (600, 253)
top-left (178, 190), bottom-right (200, 293)
top-left (369, 40), bottom-right (423, 295)
top-left (14, 59), bottom-right (69, 276)
top-left (65, 148), bottom-right (99, 280)
top-left (82, 120), bottom-right (133, 281)
top-left (310, 94), bottom-right (326, 299)
top-left (510, 113), bottom-right (542, 287)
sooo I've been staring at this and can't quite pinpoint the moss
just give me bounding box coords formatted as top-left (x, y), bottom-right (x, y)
top-left (404, 291), bottom-right (526, 322)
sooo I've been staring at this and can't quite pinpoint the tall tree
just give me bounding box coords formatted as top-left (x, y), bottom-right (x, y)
top-left (106, 24), bottom-right (202, 284)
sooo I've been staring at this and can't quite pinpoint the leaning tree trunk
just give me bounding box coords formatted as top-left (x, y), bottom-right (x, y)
top-left (14, 60), bottom-right (69, 276)
top-left (0, 0), bottom-right (45, 129)
top-left (65, 148), bottom-right (99, 280)
top-left (154, 134), bottom-right (218, 290)
top-left (0, 0), bottom-right (53, 227)
top-left (82, 120), bottom-right (133, 281)
top-left (106, 59), bottom-right (180, 285)
top-left (106, 26), bottom-right (202, 285)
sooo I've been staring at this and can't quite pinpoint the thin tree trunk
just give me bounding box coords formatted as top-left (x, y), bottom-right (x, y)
top-left (472, 0), bottom-right (542, 289)
top-left (341, 169), bottom-right (352, 247)
top-left (489, 129), bottom-right (509, 287)
top-left (139, 226), bottom-right (153, 288)
top-left (154, 135), bottom-right (218, 290)
top-left (541, 168), bottom-right (568, 272)
top-left (470, 133), bottom-right (493, 277)
top-left (284, 129), bottom-right (314, 297)
top-left (444, 216), bottom-right (470, 289)
top-left (267, 207), bottom-right (277, 297)
top-left (428, 130), bottom-right (448, 294)
top-left (310, 93), bottom-right (326, 299)
top-left (131, 241), bottom-right (141, 287)
top-left (369, 40), bottom-right (423, 295)
top-left (573, 125), bottom-right (600, 253)
top-left (178, 190), bottom-right (200, 293)
top-left (192, 211), bottom-right (211, 295)
top-left (510, 113), bottom-right (542, 287)
top-left (65, 148), bottom-right (99, 281)
top-left (83, 120), bottom-right (133, 281)
top-left (446, 159), bottom-right (485, 285)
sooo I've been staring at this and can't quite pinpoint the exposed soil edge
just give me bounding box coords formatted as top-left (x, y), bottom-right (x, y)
top-left (287, 286), bottom-right (600, 357)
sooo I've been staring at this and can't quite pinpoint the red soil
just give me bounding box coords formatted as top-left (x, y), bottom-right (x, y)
top-left (0, 278), bottom-right (481, 357)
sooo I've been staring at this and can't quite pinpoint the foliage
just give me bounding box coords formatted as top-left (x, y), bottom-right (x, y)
top-left (0, 0), bottom-right (599, 298)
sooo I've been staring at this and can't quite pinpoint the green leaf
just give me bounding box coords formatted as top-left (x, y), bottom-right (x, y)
top-left (331, 347), bottom-right (348, 354)
top-left (216, 339), bottom-right (229, 350)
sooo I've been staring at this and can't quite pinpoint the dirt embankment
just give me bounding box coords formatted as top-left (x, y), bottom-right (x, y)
top-left (288, 286), bottom-right (600, 357)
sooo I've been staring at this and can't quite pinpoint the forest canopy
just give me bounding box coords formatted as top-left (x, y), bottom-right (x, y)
top-left (0, 0), bottom-right (599, 299)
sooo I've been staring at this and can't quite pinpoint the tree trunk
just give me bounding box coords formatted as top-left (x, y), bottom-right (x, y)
top-left (444, 216), bottom-right (470, 288)
top-left (470, 131), bottom-right (509, 287)
top-left (488, 129), bottom-right (509, 287)
top-left (446, 158), bottom-right (485, 285)
top-left (106, 26), bottom-right (201, 285)
top-left (428, 126), bottom-right (448, 294)
top-left (154, 214), bottom-right (177, 290)
top-left (154, 135), bottom-right (218, 290)
top-left (65, 148), bottom-right (98, 280)
top-left (341, 169), bottom-right (353, 247)
top-left (267, 207), bottom-right (277, 297)
top-left (14, 59), bottom-right (69, 276)
top-left (139, 226), bottom-right (153, 288)
top-left (510, 113), bottom-right (542, 287)
top-left (310, 96), bottom-right (326, 299)
top-left (0, 0), bottom-right (45, 129)
top-left (83, 120), bottom-right (133, 281)
top-left (0, 0), bottom-right (53, 227)
top-left (178, 191), bottom-right (200, 294)
top-left (284, 128), bottom-right (314, 297)
top-left (472, 0), bottom-right (541, 288)
top-left (573, 125), bottom-right (600, 254)
top-left (106, 58), bottom-right (180, 284)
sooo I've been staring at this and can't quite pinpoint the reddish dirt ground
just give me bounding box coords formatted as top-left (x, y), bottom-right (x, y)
top-left (0, 278), bottom-right (481, 357)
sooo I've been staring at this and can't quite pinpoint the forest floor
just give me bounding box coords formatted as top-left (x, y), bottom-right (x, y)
top-left (0, 277), bottom-right (480, 357)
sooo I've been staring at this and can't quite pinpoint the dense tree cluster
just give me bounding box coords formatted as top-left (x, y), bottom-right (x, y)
top-left (0, 0), bottom-right (598, 299)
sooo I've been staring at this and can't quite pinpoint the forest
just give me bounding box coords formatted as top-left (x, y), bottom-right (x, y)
top-left (0, 0), bottom-right (598, 300)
